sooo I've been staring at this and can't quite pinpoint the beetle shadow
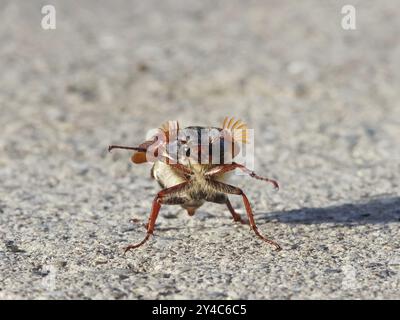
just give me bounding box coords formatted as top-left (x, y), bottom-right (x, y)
top-left (130, 196), bottom-right (400, 232)
top-left (263, 196), bottom-right (400, 225)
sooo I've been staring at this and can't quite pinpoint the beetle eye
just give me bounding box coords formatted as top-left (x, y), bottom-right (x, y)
top-left (185, 147), bottom-right (190, 157)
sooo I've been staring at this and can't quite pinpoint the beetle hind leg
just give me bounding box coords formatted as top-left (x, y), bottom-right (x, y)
top-left (124, 234), bottom-right (152, 252)
top-left (208, 180), bottom-right (281, 251)
top-left (124, 182), bottom-right (190, 254)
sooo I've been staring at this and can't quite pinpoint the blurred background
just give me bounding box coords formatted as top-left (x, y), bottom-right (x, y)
top-left (0, 0), bottom-right (399, 299)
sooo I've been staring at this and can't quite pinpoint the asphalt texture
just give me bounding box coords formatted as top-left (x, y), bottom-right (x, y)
top-left (0, 0), bottom-right (399, 299)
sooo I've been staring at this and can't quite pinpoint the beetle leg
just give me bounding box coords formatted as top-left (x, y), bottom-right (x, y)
top-left (206, 163), bottom-right (279, 189)
top-left (208, 180), bottom-right (281, 251)
top-left (226, 198), bottom-right (248, 225)
top-left (170, 163), bottom-right (193, 175)
top-left (124, 182), bottom-right (189, 253)
top-left (233, 163), bottom-right (279, 189)
top-left (206, 193), bottom-right (247, 224)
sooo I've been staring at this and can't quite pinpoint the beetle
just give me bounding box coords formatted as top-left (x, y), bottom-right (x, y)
top-left (109, 117), bottom-right (281, 252)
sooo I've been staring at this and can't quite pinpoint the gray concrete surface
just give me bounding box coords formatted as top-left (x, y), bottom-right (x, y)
top-left (0, 0), bottom-right (399, 299)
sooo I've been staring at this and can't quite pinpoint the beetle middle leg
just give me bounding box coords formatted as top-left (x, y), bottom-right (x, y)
top-left (124, 182), bottom-right (189, 253)
top-left (207, 193), bottom-right (247, 224)
top-left (226, 198), bottom-right (248, 225)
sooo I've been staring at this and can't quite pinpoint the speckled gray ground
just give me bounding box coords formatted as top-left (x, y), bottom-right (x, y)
top-left (0, 0), bottom-right (399, 300)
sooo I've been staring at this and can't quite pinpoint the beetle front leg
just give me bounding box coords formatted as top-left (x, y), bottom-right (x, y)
top-left (206, 163), bottom-right (279, 189)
